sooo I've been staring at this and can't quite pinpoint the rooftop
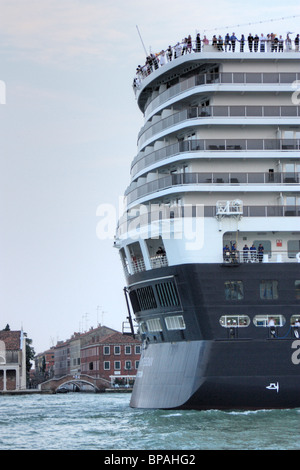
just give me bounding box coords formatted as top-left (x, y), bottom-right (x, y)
top-left (0, 331), bottom-right (21, 350)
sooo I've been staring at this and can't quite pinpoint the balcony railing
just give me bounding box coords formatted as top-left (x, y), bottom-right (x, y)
top-left (144, 71), bottom-right (300, 116)
top-left (223, 250), bottom-right (300, 264)
top-left (131, 139), bottom-right (300, 176)
top-left (135, 39), bottom-right (300, 85)
top-left (125, 171), bottom-right (300, 204)
top-left (138, 105), bottom-right (300, 147)
top-left (117, 205), bottom-right (300, 237)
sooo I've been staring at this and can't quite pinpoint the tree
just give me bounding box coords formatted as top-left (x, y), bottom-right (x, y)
top-left (24, 334), bottom-right (35, 386)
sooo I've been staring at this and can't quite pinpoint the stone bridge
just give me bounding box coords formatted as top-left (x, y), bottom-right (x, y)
top-left (40, 374), bottom-right (110, 393)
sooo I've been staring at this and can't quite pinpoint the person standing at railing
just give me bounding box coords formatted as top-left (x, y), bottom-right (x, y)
top-left (278, 35), bottom-right (284, 52)
top-left (240, 34), bottom-right (245, 52)
top-left (243, 244), bottom-right (249, 262)
top-left (196, 33), bottom-right (201, 52)
top-left (230, 33), bottom-right (238, 52)
top-left (260, 33), bottom-right (267, 52)
top-left (295, 34), bottom-right (300, 51)
top-left (167, 45), bottom-right (173, 61)
top-left (159, 50), bottom-right (167, 66)
top-left (254, 34), bottom-right (259, 52)
top-left (225, 33), bottom-right (231, 52)
top-left (258, 243), bottom-right (264, 262)
top-left (218, 35), bottom-right (224, 51)
top-left (203, 35), bottom-right (209, 46)
top-left (250, 244), bottom-right (257, 261)
top-left (174, 42), bottom-right (182, 58)
top-left (182, 38), bottom-right (188, 55)
top-left (187, 35), bottom-right (192, 53)
top-left (286, 34), bottom-right (292, 51)
top-left (248, 33), bottom-right (254, 52)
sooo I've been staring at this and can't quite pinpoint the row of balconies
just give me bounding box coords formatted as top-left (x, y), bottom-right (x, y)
top-left (131, 138), bottom-right (300, 177)
top-left (138, 105), bottom-right (300, 148)
top-left (125, 171), bottom-right (300, 205)
top-left (144, 71), bottom-right (300, 117)
top-left (117, 205), bottom-right (300, 238)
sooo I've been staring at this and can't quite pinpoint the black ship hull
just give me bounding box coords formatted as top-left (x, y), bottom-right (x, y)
top-left (127, 262), bottom-right (300, 409)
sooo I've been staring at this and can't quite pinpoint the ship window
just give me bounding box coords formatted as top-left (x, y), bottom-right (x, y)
top-left (259, 280), bottom-right (278, 299)
top-left (136, 286), bottom-right (157, 311)
top-left (253, 315), bottom-right (285, 327)
top-left (165, 315), bottom-right (186, 330)
top-left (146, 318), bottom-right (163, 332)
top-left (296, 281), bottom-right (300, 300)
top-left (219, 315), bottom-right (250, 327)
top-left (287, 240), bottom-right (300, 258)
top-left (155, 282), bottom-right (180, 307)
top-left (224, 281), bottom-right (244, 300)
top-left (291, 315), bottom-right (300, 325)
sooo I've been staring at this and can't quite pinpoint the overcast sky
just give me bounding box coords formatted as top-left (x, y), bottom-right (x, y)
top-left (1, 0), bottom-right (300, 354)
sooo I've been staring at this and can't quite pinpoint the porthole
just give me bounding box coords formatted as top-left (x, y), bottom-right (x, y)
top-left (253, 315), bottom-right (285, 327)
top-left (219, 315), bottom-right (250, 327)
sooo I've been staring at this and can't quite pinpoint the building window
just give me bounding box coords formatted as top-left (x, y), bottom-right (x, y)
top-left (135, 345), bottom-right (141, 354)
top-left (125, 360), bottom-right (132, 370)
top-left (296, 280), bottom-right (300, 300)
top-left (224, 281), bottom-right (244, 300)
top-left (89, 362), bottom-right (93, 371)
top-left (114, 346), bottom-right (120, 355)
top-left (103, 345), bottom-right (110, 355)
top-left (135, 360), bottom-right (139, 369)
top-left (253, 315), bottom-right (285, 327)
top-left (165, 315), bottom-right (186, 330)
top-left (219, 315), bottom-right (250, 327)
top-left (114, 361), bottom-right (121, 370)
top-left (125, 345), bottom-right (131, 355)
top-left (260, 280), bottom-right (278, 299)
top-left (146, 318), bottom-right (163, 332)
top-left (104, 361), bottom-right (110, 370)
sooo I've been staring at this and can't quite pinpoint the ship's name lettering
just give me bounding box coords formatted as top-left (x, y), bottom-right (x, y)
top-left (291, 340), bottom-right (300, 365)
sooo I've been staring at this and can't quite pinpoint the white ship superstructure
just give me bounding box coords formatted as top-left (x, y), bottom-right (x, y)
top-left (115, 36), bottom-right (300, 410)
top-left (117, 42), bottom-right (300, 273)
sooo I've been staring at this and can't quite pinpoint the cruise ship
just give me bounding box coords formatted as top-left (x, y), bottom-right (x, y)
top-left (115, 33), bottom-right (300, 410)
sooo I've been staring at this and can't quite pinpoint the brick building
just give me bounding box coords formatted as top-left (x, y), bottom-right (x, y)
top-left (0, 330), bottom-right (26, 391)
top-left (81, 331), bottom-right (141, 387)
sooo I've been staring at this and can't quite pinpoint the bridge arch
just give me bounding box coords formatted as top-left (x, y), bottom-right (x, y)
top-left (40, 374), bottom-right (110, 393)
top-left (56, 379), bottom-right (99, 392)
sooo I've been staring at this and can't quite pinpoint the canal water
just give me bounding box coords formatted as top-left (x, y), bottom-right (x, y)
top-left (0, 392), bottom-right (299, 450)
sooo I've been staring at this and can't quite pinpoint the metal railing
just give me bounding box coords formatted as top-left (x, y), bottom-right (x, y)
top-left (117, 205), bottom-right (300, 237)
top-left (144, 71), bottom-right (300, 116)
top-left (131, 139), bottom-right (300, 176)
top-left (138, 105), bottom-right (300, 147)
top-left (125, 171), bottom-right (300, 204)
top-left (223, 250), bottom-right (300, 264)
top-left (134, 38), bottom-right (300, 85)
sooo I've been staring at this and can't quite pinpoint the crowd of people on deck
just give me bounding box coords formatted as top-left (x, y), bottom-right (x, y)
top-left (223, 243), bottom-right (265, 263)
top-left (134, 31), bottom-right (300, 85)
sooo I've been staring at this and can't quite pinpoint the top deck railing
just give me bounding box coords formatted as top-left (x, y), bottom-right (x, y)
top-left (134, 36), bottom-right (300, 87)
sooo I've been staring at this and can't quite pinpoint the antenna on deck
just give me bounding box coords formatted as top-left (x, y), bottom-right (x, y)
top-left (136, 25), bottom-right (148, 56)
